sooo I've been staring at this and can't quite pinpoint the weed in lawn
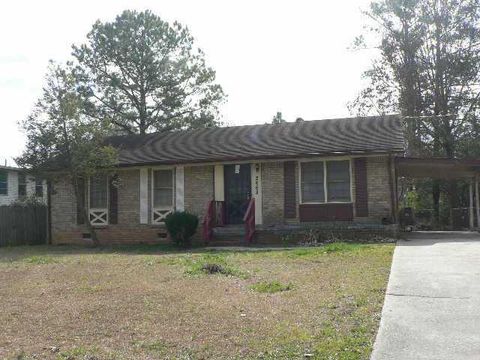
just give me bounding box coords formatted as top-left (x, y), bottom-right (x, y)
top-left (323, 242), bottom-right (367, 253)
top-left (274, 321), bottom-right (313, 345)
top-left (188, 260), bottom-right (247, 278)
top-left (133, 339), bottom-right (168, 354)
top-left (76, 284), bottom-right (102, 294)
top-left (163, 253), bottom-right (249, 278)
top-left (312, 287), bottom-right (380, 360)
top-left (257, 343), bottom-right (307, 359)
top-left (23, 255), bottom-right (58, 264)
top-left (57, 346), bottom-right (95, 359)
top-left (249, 280), bottom-right (293, 294)
top-left (284, 242), bottom-right (369, 259)
top-left (201, 262), bottom-right (227, 274)
top-left (250, 324), bottom-right (315, 360)
top-left (314, 322), bottom-right (371, 360)
top-left (143, 296), bottom-right (155, 310)
top-left (142, 256), bottom-right (157, 266)
top-left (12, 351), bottom-right (27, 360)
top-left (109, 243), bottom-right (179, 254)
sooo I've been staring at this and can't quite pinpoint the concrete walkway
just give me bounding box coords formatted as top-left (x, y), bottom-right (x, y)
top-left (372, 232), bottom-right (480, 360)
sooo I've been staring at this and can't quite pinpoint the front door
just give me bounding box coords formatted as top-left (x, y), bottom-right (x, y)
top-left (224, 164), bottom-right (251, 224)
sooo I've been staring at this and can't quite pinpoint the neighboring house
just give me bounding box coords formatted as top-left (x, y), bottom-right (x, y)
top-left (0, 166), bottom-right (48, 206)
top-left (50, 115), bottom-right (407, 245)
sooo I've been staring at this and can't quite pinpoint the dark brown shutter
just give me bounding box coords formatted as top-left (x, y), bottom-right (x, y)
top-left (109, 175), bottom-right (118, 225)
top-left (284, 161), bottom-right (297, 218)
top-left (76, 179), bottom-right (86, 225)
top-left (354, 158), bottom-right (369, 217)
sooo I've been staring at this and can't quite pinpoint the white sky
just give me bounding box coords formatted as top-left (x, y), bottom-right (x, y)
top-left (0, 0), bottom-right (376, 165)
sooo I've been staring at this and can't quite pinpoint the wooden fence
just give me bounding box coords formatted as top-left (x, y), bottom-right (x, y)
top-left (0, 205), bottom-right (48, 247)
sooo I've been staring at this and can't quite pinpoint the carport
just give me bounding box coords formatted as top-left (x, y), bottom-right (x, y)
top-left (395, 157), bottom-right (480, 230)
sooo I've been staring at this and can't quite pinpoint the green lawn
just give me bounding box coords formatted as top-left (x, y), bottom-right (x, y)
top-left (0, 243), bottom-right (394, 359)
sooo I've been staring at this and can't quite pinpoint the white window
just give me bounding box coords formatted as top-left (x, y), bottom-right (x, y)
top-left (18, 173), bottom-right (27, 198)
top-left (89, 174), bottom-right (109, 225)
top-left (300, 160), bottom-right (351, 203)
top-left (0, 170), bottom-right (7, 195)
top-left (326, 161), bottom-right (351, 202)
top-left (301, 162), bottom-right (325, 202)
top-left (152, 169), bottom-right (174, 224)
top-left (35, 178), bottom-right (43, 197)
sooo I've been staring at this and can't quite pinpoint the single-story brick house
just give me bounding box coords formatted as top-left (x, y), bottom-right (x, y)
top-left (50, 115), bottom-right (405, 245)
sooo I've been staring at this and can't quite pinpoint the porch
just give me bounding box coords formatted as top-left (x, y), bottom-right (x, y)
top-left (199, 162), bottom-right (259, 245)
top-left (203, 156), bottom-right (480, 246)
top-left (205, 221), bottom-right (398, 246)
top-left (200, 158), bottom-right (376, 245)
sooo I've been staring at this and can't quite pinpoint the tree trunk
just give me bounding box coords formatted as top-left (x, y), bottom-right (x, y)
top-left (447, 180), bottom-right (457, 229)
top-left (400, 17), bottom-right (422, 156)
top-left (139, 84), bottom-right (147, 134)
top-left (432, 180), bottom-right (441, 228)
top-left (82, 205), bottom-right (99, 246)
top-left (73, 177), bottom-right (99, 247)
top-left (432, 133), bottom-right (442, 227)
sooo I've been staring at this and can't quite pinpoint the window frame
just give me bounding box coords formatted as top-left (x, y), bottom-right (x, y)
top-left (300, 161), bottom-right (325, 203)
top-left (18, 173), bottom-right (27, 198)
top-left (88, 174), bottom-right (109, 226)
top-left (35, 178), bottom-right (44, 198)
top-left (0, 170), bottom-right (7, 196)
top-left (151, 167), bottom-right (175, 224)
top-left (299, 158), bottom-right (352, 204)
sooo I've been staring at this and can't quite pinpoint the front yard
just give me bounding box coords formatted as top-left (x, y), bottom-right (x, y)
top-left (0, 243), bottom-right (393, 359)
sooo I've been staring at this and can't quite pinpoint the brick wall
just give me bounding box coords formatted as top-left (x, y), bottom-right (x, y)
top-left (118, 169), bottom-right (140, 225)
top-left (51, 166), bottom-right (215, 245)
top-left (184, 165), bottom-right (214, 220)
top-left (365, 156), bottom-right (393, 220)
top-left (50, 176), bottom-right (77, 234)
top-left (261, 162), bottom-right (284, 225)
top-left (51, 169), bottom-right (166, 245)
top-left (50, 158), bottom-right (394, 245)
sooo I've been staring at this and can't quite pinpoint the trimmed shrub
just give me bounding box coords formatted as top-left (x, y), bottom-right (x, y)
top-left (164, 211), bottom-right (199, 248)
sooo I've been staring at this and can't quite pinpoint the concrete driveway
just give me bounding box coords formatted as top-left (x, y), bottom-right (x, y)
top-left (372, 232), bottom-right (480, 360)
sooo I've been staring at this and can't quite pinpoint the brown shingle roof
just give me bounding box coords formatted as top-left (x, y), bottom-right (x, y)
top-left (108, 115), bottom-right (404, 166)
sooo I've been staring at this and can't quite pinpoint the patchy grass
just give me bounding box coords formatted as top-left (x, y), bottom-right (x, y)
top-left (249, 280), bottom-right (293, 294)
top-left (162, 252), bottom-right (250, 278)
top-left (23, 255), bottom-right (58, 264)
top-left (57, 346), bottom-right (91, 359)
top-left (285, 242), bottom-right (368, 258)
top-left (132, 339), bottom-right (168, 356)
top-left (0, 242), bottom-right (394, 359)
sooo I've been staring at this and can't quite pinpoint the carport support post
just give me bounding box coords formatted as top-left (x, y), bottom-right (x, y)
top-left (469, 179), bottom-right (474, 230)
top-left (476, 174), bottom-right (479, 229)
